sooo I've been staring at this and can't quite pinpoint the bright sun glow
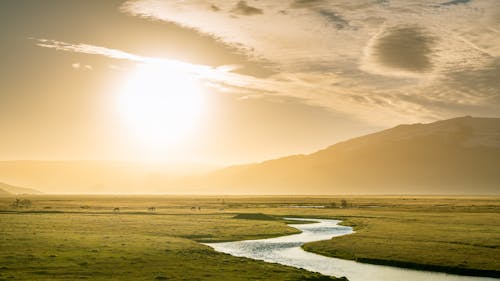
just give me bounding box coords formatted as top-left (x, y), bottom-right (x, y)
top-left (118, 63), bottom-right (205, 147)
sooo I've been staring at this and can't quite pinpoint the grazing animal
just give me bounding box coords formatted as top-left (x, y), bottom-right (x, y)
top-left (113, 207), bottom-right (120, 213)
top-left (148, 207), bottom-right (156, 212)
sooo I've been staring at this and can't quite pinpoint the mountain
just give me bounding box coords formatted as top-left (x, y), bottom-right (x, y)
top-left (190, 116), bottom-right (500, 195)
top-left (0, 182), bottom-right (42, 195)
top-left (0, 187), bottom-right (10, 196)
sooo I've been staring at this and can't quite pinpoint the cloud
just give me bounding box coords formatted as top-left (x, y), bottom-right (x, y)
top-left (33, 38), bottom-right (282, 98)
top-left (231, 1), bottom-right (263, 16)
top-left (317, 9), bottom-right (349, 29)
top-left (210, 4), bottom-right (220, 12)
top-left (36, 38), bottom-right (147, 62)
top-left (120, 0), bottom-right (500, 123)
top-left (122, 0), bottom-right (498, 72)
top-left (441, 0), bottom-right (471, 6)
top-left (35, 38), bottom-right (226, 76)
top-left (42, 0), bottom-right (500, 126)
top-left (71, 62), bottom-right (92, 71)
top-left (371, 26), bottom-right (437, 73)
top-left (290, 0), bottom-right (324, 9)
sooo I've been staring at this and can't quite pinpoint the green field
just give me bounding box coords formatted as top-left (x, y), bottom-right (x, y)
top-left (0, 195), bottom-right (499, 280)
top-left (299, 197), bottom-right (500, 277)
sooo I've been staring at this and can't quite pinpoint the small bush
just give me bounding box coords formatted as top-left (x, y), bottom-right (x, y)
top-left (11, 199), bottom-right (32, 208)
top-left (233, 213), bottom-right (278, 221)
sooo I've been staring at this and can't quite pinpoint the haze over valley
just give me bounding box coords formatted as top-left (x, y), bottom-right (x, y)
top-left (0, 116), bottom-right (498, 195)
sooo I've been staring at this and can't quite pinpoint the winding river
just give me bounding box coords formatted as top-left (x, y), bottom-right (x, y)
top-left (205, 218), bottom-right (497, 281)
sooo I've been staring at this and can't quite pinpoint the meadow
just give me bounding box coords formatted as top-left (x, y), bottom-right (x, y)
top-left (0, 195), bottom-right (499, 280)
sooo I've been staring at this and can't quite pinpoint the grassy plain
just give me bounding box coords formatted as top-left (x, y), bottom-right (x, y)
top-left (298, 197), bottom-right (500, 277)
top-left (0, 195), bottom-right (499, 280)
top-left (0, 195), bottom-right (342, 281)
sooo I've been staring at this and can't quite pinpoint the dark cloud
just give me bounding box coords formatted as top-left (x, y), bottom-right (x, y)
top-left (290, 0), bottom-right (324, 9)
top-left (290, 1), bottom-right (350, 29)
top-left (441, 0), bottom-right (471, 6)
top-left (231, 1), bottom-right (263, 16)
top-left (372, 26), bottom-right (437, 72)
top-left (317, 9), bottom-right (349, 29)
top-left (445, 59), bottom-right (500, 99)
top-left (210, 4), bottom-right (220, 12)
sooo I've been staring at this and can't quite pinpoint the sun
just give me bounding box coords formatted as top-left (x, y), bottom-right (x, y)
top-left (117, 63), bottom-right (205, 147)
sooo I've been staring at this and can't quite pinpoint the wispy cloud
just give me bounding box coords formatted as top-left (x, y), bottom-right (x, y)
top-left (35, 38), bottom-right (243, 79)
top-left (35, 0), bottom-right (500, 126)
top-left (36, 39), bottom-right (146, 62)
top-left (231, 1), bottom-right (263, 16)
top-left (34, 38), bottom-right (281, 97)
top-left (71, 62), bottom-right (92, 70)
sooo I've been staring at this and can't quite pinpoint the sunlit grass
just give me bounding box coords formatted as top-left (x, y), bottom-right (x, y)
top-left (0, 195), bottom-right (498, 279)
top-left (0, 196), bottom-right (340, 281)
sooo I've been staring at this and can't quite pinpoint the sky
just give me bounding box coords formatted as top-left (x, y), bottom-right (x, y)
top-left (0, 0), bottom-right (499, 166)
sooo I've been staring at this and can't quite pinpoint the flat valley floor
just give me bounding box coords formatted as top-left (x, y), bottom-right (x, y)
top-left (0, 195), bottom-right (498, 280)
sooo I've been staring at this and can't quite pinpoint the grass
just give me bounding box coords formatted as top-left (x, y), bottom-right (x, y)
top-left (0, 195), bottom-right (499, 279)
top-left (271, 196), bottom-right (500, 277)
top-left (233, 212), bottom-right (279, 220)
top-left (0, 195), bottom-right (342, 281)
top-left (301, 206), bottom-right (500, 277)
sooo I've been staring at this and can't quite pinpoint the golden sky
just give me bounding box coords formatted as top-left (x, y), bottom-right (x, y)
top-left (0, 0), bottom-right (499, 166)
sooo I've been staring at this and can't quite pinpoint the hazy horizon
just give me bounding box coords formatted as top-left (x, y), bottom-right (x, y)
top-left (0, 116), bottom-right (498, 195)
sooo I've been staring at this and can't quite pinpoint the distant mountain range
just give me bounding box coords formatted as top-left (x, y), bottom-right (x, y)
top-left (0, 182), bottom-right (42, 195)
top-left (187, 116), bottom-right (500, 195)
top-left (1, 116), bottom-right (498, 195)
top-left (0, 187), bottom-right (10, 196)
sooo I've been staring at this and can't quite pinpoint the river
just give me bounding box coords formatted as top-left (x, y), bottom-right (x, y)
top-left (205, 218), bottom-right (497, 281)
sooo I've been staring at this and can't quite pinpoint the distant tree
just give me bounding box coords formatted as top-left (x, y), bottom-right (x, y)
top-left (11, 199), bottom-right (31, 208)
top-left (21, 199), bottom-right (32, 208)
top-left (11, 199), bottom-right (21, 208)
top-left (341, 199), bottom-right (348, 208)
top-left (329, 202), bottom-right (337, 208)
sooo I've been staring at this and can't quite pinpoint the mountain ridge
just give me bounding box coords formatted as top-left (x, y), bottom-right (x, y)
top-left (0, 182), bottom-right (42, 195)
top-left (189, 116), bottom-right (500, 195)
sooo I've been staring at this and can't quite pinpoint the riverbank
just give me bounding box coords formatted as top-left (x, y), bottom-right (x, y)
top-left (304, 235), bottom-right (500, 278)
top-left (0, 196), bottom-right (345, 281)
top-left (298, 199), bottom-right (500, 279)
top-left (1, 195), bottom-right (498, 280)
top-left (207, 218), bottom-right (496, 281)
